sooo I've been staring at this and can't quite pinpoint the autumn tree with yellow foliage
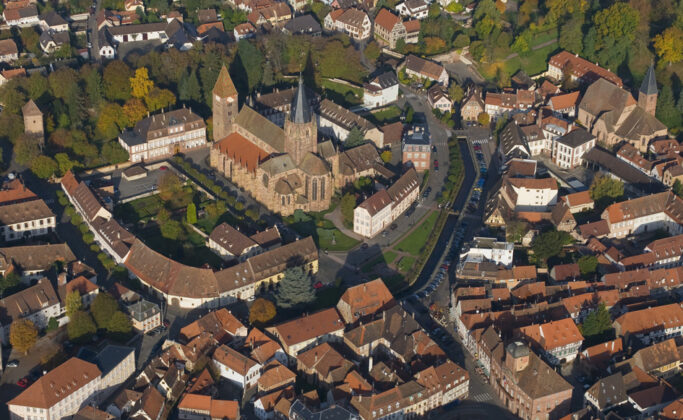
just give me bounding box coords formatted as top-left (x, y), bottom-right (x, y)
top-left (130, 67), bottom-right (155, 99)
top-left (653, 27), bottom-right (683, 65)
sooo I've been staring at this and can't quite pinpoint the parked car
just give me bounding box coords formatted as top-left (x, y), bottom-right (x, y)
top-left (361, 243), bottom-right (369, 249)
top-left (16, 377), bottom-right (30, 388)
top-left (6, 360), bottom-right (19, 368)
top-left (433, 160), bottom-right (439, 170)
top-left (313, 281), bottom-right (323, 289)
top-left (390, 223), bottom-right (398, 230)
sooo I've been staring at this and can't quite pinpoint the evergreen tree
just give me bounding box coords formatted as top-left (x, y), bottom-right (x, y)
top-left (578, 255), bottom-right (598, 276)
top-left (186, 203), bottom-right (197, 224)
top-left (579, 303), bottom-right (613, 341)
top-left (656, 85), bottom-right (682, 129)
top-left (532, 230), bottom-right (572, 263)
top-left (179, 70), bottom-right (201, 102)
top-left (344, 127), bottom-right (366, 149)
top-left (275, 266), bottom-right (315, 308)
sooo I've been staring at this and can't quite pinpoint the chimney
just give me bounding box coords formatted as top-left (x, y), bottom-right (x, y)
top-left (58, 272), bottom-right (67, 286)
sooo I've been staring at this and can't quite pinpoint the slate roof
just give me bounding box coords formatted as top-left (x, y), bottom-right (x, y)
top-left (283, 14), bottom-right (321, 34)
top-left (0, 243), bottom-right (76, 273)
top-left (585, 373), bottom-right (627, 409)
top-left (640, 64), bottom-right (658, 96)
top-left (234, 106), bottom-right (285, 153)
top-left (0, 278), bottom-right (59, 325)
top-left (556, 128), bottom-right (594, 148)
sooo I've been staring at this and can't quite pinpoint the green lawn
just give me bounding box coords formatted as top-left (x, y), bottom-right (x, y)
top-left (287, 212), bottom-right (360, 252)
top-left (395, 212), bottom-right (439, 256)
top-left (115, 195), bottom-right (164, 224)
top-left (135, 224), bottom-right (225, 269)
top-left (396, 256), bottom-right (415, 272)
top-left (366, 105), bottom-right (402, 125)
top-left (361, 251), bottom-right (398, 273)
top-left (321, 79), bottom-right (363, 106)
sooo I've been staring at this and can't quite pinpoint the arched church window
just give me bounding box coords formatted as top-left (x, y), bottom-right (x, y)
top-left (312, 178), bottom-right (318, 201)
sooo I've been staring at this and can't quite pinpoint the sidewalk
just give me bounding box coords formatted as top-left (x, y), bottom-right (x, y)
top-left (324, 207), bottom-right (362, 241)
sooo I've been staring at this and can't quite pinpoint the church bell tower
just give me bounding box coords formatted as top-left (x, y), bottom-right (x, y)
top-left (284, 76), bottom-right (317, 166)
top-left (638, 63), bottom-right (658, 117)
top-left (212, 65), bottom-right (239, 141)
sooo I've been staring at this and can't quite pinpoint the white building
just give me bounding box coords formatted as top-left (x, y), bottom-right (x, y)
top-left (505, 177), bottom-right (558, 211)
top-left (95, 345), bottom-right (136, 400)
top-left (553, 128), bottom-right (595, 170)
top-left (0, 278), bottom-right (61, 342)
top-left (601, 192), bottom-right (683, 239)
top-left (353, 169), bottom-right (419, 238)
top-left (460, 237), bottom-right (514, 268)
top-left (396, 0), bottom-right (429, 19)
top-left (519, 318), bottom-right (584, 365)
top-left (323, 8), bottom-right (371, 41)
top-left (0, 180), bottom-right (56, 242)
top-left (427, 84), bottom-right (453, 113)
top-left (363, 72), bottom-right (399, 109)
top-left (212, 344), bottom-right (261, 388)
top-left (8, 358), bottom-right (102, 420)
top-left (2, 5), bottom-right (40, 27)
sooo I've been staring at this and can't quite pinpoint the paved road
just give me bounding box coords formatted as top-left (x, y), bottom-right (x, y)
top-left (87, 0), bottom-right (102, 62)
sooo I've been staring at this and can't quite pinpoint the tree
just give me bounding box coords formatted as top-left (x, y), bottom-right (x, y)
top-left (237, 39), bottom-right (264, 92)
top-left (656, 85), bottom-right (682, 129)
top-left (161, 218), bottom-right (183, 240)
top-left (559, 16), bottom-right (584, 55)
top-left (453, 34), bottom-right (469, 49)
top-left (65, 290), bottom-right (82, 318)
top-left (46, 317), bottom-right (59, 332)
top-left (448, 83), bottom-right (464, 102)
top-left (179, 69), bottom-right (202, 102)
top-left (186, 202), bottom-right (197, 224)
top-left (145, 87), bottom-right (176, 112)
top-left (506, 220), bottom-right (528, 243)
top-left (103, 60), bottom-right (132, 101)
top-left (107, 311), bottom-right (132, 335)
top-left (531, 230), bottom-right (572, 263)
top-left (579, 303), bottom-right (612, 341)
top-left (340, 193), bottom-right (356, 227)
top-left (123, 98), bottom-right (148, 126)
top-left (653, 27), bottom-right (683, 64)
top-left (274, 266), bottom-right (315, 308)
top-left (67, 310), bottom-right (97, 341)
top-left (364, 40), bottom-right (381, 61)
top-left (19, 26), bottom-right (41, 55)
top-left (578, 255), bottom-right (598, 276)
top-left (673, 179), bottom-right (683, 198)
top-left (589, 175), bottom-right (624, 207)
top-left (31, 156), bottom-right (58, 179)
top-left (96, 103), bottom-right (126, 139)
top-left (90, 293), bottom-right (119, 330)
top-left (158, 172), bottom-right (184, 201)
top-left (130, 67), bottom-right (155, 98)
top-left (344, 127), bottom-right (366, 148)
top-left (249, 298), bottom-right (277, 325)
top-left (55, 153), bottom-right (76, 176)
top-left (477, 112), bottom-right (490, 126)
top-left (10, 319), bottom-right (38, 354)
top-left (0, 272), bottom-right (21, 297)
top-left (593, 3), bottom-right (639, 43)
top-left (14, 136), bottom-right (41, 166)
top-left (101, 141), bottom-right (129, 164)
top-left (380, 150), bottom-right (392, 163)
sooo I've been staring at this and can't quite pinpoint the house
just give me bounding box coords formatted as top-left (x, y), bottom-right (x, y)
top-left (578, 78), bottom-right (668, 152)
top-left (601, 192), bottom-right (683, 239)
top-left (336, 278), bottom-right (395, 323)
top-left (39, 11), bottom-right (68, 32)
top-left (207, 223), bottom-right (263, 261)
top-left (579, 338), bottom-right (623, 374)
top-left (353, 169), bottom-right (419, 237)
top-left (283, 14), bottom-right (322, 36)
top-left (547, 51), bottom-right (623, 87)
top-left (317, 99), bottom-right (384, 148)
top-left (118, 107), bottom-right (207, 163)
top-left (62, 275), bottom-right (99, 308)
top-left (584, 373), bottom-right (628, 412)
top-left (517, 318), bottom-right (584, 365)
top-left (561, 191), bottom-right (593, 213)
top-left (93, 345), bottom-right (136, 400)
top-left (549, 263), bottom-right (580, 283)
top-left (504, 177), bottom-right (558, 212)
top-left (247, 2), bottom-right (292, 27)
top-left (487, 341), bottom-right (573, 419)
top-left (548, 91), bottom-right (580, 118)
top-left (39, 30), bottom-right (70, 53)
top-left (296, 342), bottom-right (354, 389)
top-left (2, 4), bottom-right (39, 26)
top-left (233, 22), bottom-right (256, 40)
top-left (396, 0), bottom-right (429, 19)
top-left (74, 406), bottom-right (115, 420)
top-left (373, 8), bottom-right (405, 49)
top-left (244, 328), bottom-right (289, 366)
top-left (178, 394), bottom-right (240, 420)
top-left (0, 278), bottom-right (61, 341)
top-left (552, 128), bottom-right (595, 169)
top-left (0, 67), bottom-right (26, 86)
top-left (129, 386), bottom-right (165, 420)
top-left (461, 87), bottom-right (485, 121)
top-left (0, 243), bottom-right (76, 280)
top-left (427, 84), bottom-right (453, 113)
top-left (498, 121), bottom-right (530, 162)
top-left (612, 303), bottom-right (683, 345)
top-left (363, 71), bottom-right (399, 109)
top-left (8, 358), bottom-right (102, 420)
top-left (402, 126), bottom-right (431, 171)
top-left (0, 39), bottom-right (19, 62)
top-left (289, 401), bottom-right (358, 420)
top-left (460, 237), bottom-right (514, 267)
top-left (125, 299), bottom-right (161, 333)
top-left (197, 8), bottom-right (218, 23)
top-left (212, 344), bottom-right (261, 388)
top-left (266, 308), bottom-right (345, 356)
top-left (484, 90), bottom-right (535, 120)
top-left (323, 8), bottom-right (371, 40)
top-left (179, 308), bottom-right (247, 344)
top-left (625, 338), bottom-right (680, 379)
top-left (0, 179), bottom-right (56, 242)
top-left (402, 54), bottom-right (448, 85)
top-left (257, 360), bottom-right (296, 393)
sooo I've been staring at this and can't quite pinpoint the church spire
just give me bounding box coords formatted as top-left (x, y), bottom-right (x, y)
top-left (213, 65), bottom-right (238, 99)
top-left (640, 63), bottom-right (658, 96)
top-left (290, 74), bottom-right (312, 124)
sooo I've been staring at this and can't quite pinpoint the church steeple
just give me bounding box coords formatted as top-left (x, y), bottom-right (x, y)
top-left (638, 63), bottom-right (658, 116)
top-left (290, 75), bottom-right (312, 124)
top-left (212, 65), bottom-right (239, 141)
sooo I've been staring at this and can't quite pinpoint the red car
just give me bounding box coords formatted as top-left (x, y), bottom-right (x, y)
top-left (16, 377), bottom-right (30, 388)
top-left (160, 165), bottom-right (168, 171)
top-left (163, 320), bottom-right (170, 328)
top-left (313, 281), bottom-right (323, 289)
top-left (433, 160), bottom-right (439, 170)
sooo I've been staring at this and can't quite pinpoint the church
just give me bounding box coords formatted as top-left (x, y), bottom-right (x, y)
top-left (210, 66), bottom-right (388, 216)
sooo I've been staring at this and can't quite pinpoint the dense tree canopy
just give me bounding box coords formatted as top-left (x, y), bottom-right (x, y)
top-left (532, 230), bottom-right (572, 263)
top-left (275, 266), bottom-right (315, 308)
top-left (249, 298), bottom-right (277, 325)
top-left (10, 319), bottom-right (38, 354)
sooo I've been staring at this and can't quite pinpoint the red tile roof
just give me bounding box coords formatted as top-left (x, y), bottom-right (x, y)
top-left (614, 303), bottom-right (683, 336)
top-left (214, 132), bottom-right (270, 174)
top-left (549, 51), bottom-right (623, 87)
top-left (518, 318), bottom-right (583, 351)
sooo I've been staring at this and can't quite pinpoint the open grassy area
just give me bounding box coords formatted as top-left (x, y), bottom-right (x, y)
top-left (365, 105), bottom-right (402, 125)
top-left (321, 79), bottom-right (363, 106)
top-left (482, 41), bottom-right (559, 79)
top-left (287, 211), bottom-right (360, 252)
top-left (361, 251), bottom-right (398, 273)
top-left (395, 211), bottom-right (439, 256)
top-left (115, 195), bottom-right (164, 224)
top-left (135, 224), bottom-right (225, 269)
top-left (396, 256), bottom-right (416, 273)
